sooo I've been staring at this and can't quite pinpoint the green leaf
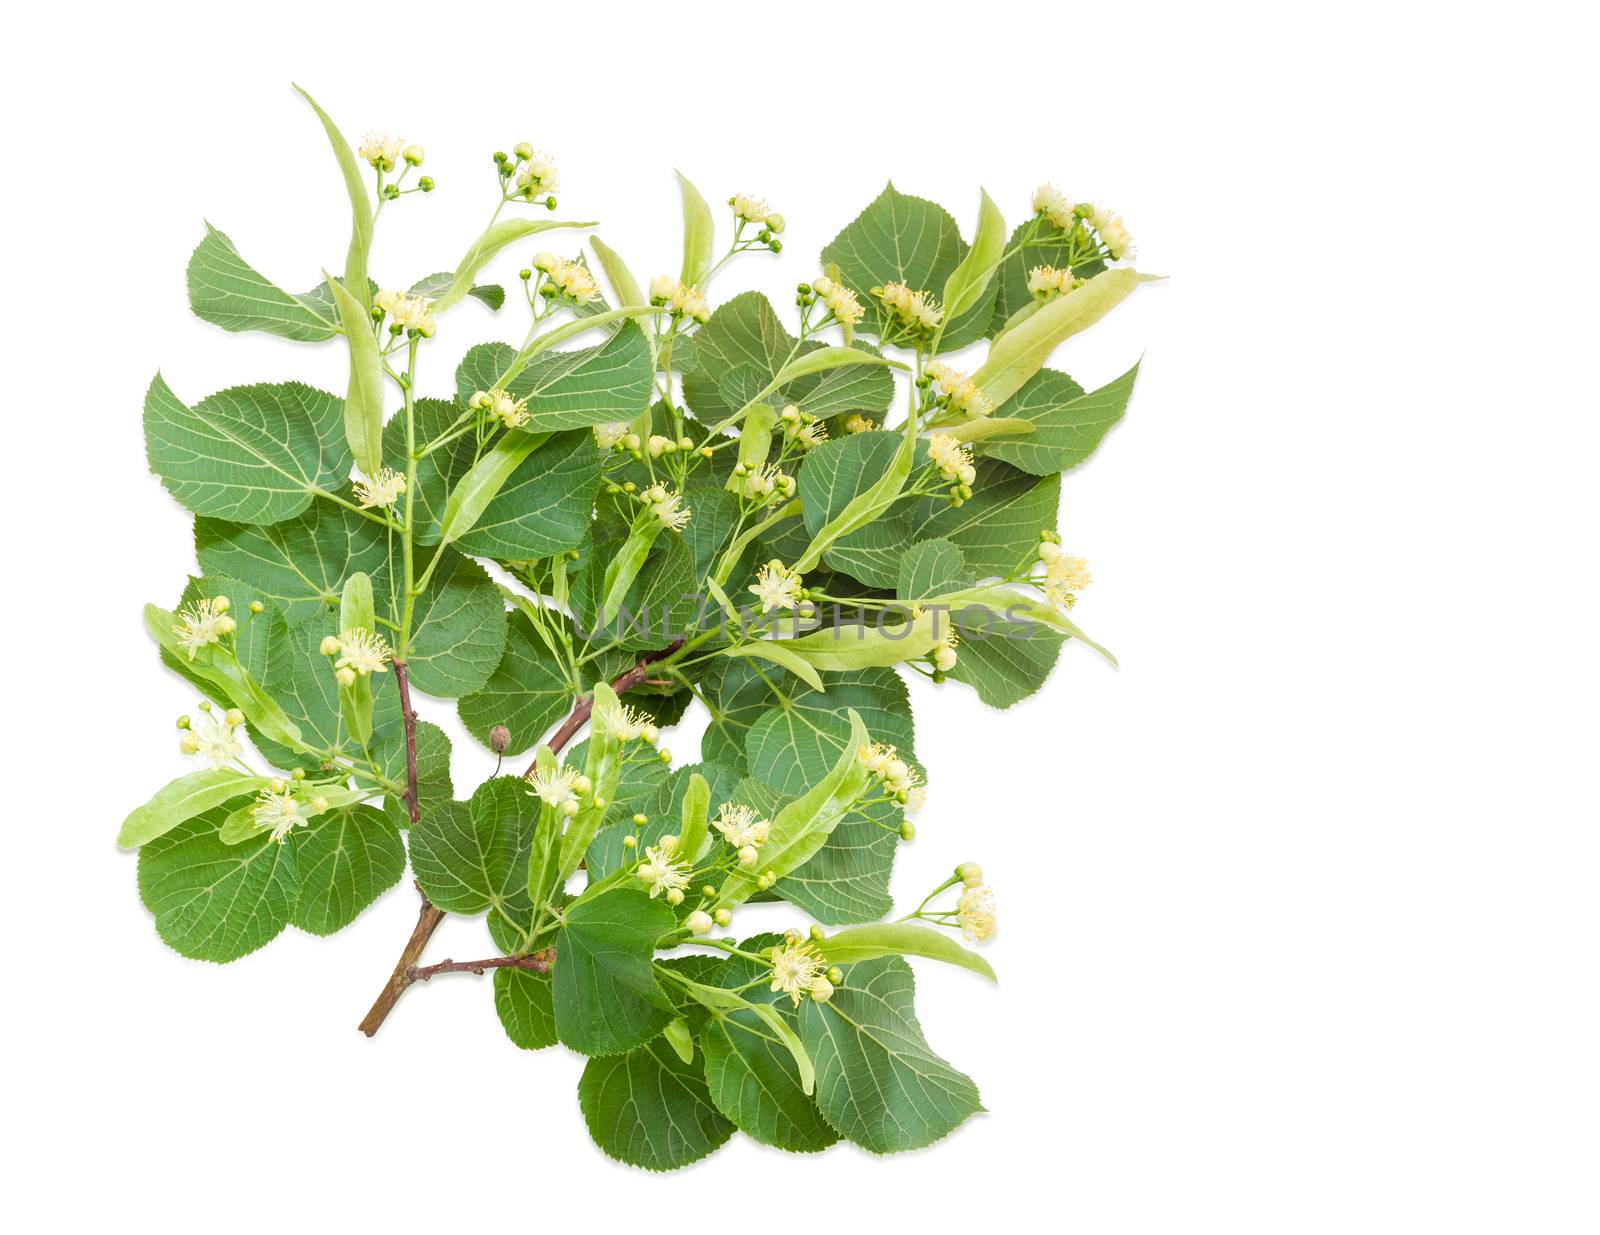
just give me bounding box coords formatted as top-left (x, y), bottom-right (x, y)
top-left (821, 182), bottom-right (997, 351)
top-left (436, 434), bottom-right (543, 548)
top-left (407, 271), bottom-right (504, 310)
top-left (494, 967), bottom-right (558, 1050)
top-left (118, 769), bottom-right (272, 849)
top-left (716, 642), bottom-right (825, 692)
top-left (553, 887), bottom-right (676, 1056)
top-left (939, 189), bottom-right (1006, 323)
top-left (374, 720), bottom-right (455, 827)
top-left (195, 500), bottom-right (391, 624)
top-left (910, 463), bottom-right (1060, 579)
top-left (405, 551), bottom-right (508, 697)
top-left (325, 270), bottom-right (385, 476)
top-left (980, 362), bottom-right (1139, 476)
top-left (790, 428), bottom-right (915, 572)
top-left (383, 397), bottom-right (472, 545)
top-left (698, 939), bottom-right (839, 1152)
top-left (293, 86), bottom-right (372, 312)
top-left (454, 324), bottom-right (653, 431)
top-left (457, 611), bottom-right (577, 757)
top-left (408, 777), bottom-right (532, 915)
top-left (186, 224), bottom-right (340, 340)
top-left (455, 432), bottom-right (601, 560)
top-left (289, 804), bottom-right (405, 935)
top-left (818, 922), bottom-right (996, 982)
top-left (430, 217), bottom-right (595, 314)
top-left (771, 344), bottom-right (900, 387)
top-left (798, 955), bottom-right (983, 1152)
top-left (589, 236), bottom-right (646, 309)
top-left (973, 267), bottom-right (1157, 408)
top-left (143, 376), bottom-right (350, 525)
top-left (947, 616), bottom-right (1066, 708)
top-left (138, 812), bottom-right (299, 962)
top-left (675, 170), bottom-right (715, 289)
top-left (579, 1035), bottom-right (734, 1170)
top-left (713, 710), bottom-right (872, 912)
top-left (987, 216), bottom-right (1100, 334)
top-left (741, 667), bottom-right (912, 923)
top-left (897, 538), bottom-right (970, 598)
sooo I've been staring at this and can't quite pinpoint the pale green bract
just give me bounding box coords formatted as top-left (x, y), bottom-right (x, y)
top-left (121, 92), bottom-right (1153, 1170)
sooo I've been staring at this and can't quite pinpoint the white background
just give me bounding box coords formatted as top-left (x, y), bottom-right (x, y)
top-left (4, 1), bottom-right (1596, 1229)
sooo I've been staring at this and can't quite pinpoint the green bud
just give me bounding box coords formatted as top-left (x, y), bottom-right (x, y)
top-left (493, 150), bottom-right (508, 164)
top-left (899, 821), bottom-right (916, 841)
top-left (514, 141), bottom-right (534, 160)
top-left (714, 908), bottom-right (732, 927)
top-left (418, 176), bottom-right (434, 192)
top-left (176, 715), bottom-right (190, 730)
top-left (768, 239), bottom-right (782, 253)
top-left (519, 268), bottom-right (533, 281)
top-left (808, 925), bottom-right (826, 943)
top-left (545, 197), bottom-right (557, 211)
top-left (224, 708), bottom-right (245, 726)
top-left (826, 966), bottom-right (844, 985)
top-left (632, 813), bottom-right (648, 826)
top-left (290, 767), bottom-right (306, 780)
top-left (248, 599), bottom-right (264, 613)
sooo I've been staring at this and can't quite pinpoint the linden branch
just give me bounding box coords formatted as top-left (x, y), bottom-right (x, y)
top-left (356, 639), bottom-right (686, 1037)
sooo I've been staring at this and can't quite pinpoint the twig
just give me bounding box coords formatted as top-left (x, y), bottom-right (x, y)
top-left (406, 949), bottom-right (554, 982)
top-left (356, 639), bottom-right (685, 1037)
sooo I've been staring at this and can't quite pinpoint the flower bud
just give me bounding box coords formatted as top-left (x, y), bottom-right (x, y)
top-left (270, 778), bottom-right (287, 794)
top-left (826, 966), bottom-right (843, 985)
top-left (291, 768), bottom-right (306, 780)
top-left (764, 212), bottom-right (785, 234)
top-left (714, 908), bottom-right (732, 927)
top-left (659, 834), bottom-right (679, 853)
top-left (738, 845), bottom-right (759, 868)
top-left (179, 736), bottom-right (200, 754)
top-left (514, 141), bottom-right (534, 160)
top-left (224, 708), bottom-right (245, 726)
top-left (633, 813), bottom-right (649, 826)
top-left (666, 888), bottom-right (685, 906)
top-left (320, 635), bottom-right (341, 657)
top-left (212, 596), bottom-right (231, 613)
top-left (808, 924), bottom-right (826, 942)
top-left (562, 799), bottom-right (580, 817)
top-left (336, 666), bottom-right (356, 688)
top-left (958, 862), bottom-right (984, 886)
top-left (248, 600), bottom-right (264, 614)
top-left (808, 976), bottom-right (834, 1002)
top-left (622, 834), bottom-right (637, 849)
top-left (311, 796), bottom-right (329, 813)
top-left (899, 821), bottom-right (916, 841)
top-left (403, 145), bottom-right (424, 166)
top-left (489, 725), bottom-right (511, 753)
top-left (216, 616), bottom-right (236, 635)
top-left (756, 873), bottom-right (773, 891)
top-left (176, 715), bottom-right (191, 730)
top-left (418, 176), bottom-right (435, 192)
top-left (686, 910), bottom-right (714, 935)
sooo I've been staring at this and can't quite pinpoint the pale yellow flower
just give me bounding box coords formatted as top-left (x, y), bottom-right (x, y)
top-left (749, 560), bottom-right (803, 613)
top-left (335, 628), bottom-right (391, 677)
top-left (957, 885), bottom-right (997, 941)
top-left (354, 467), bottom-right (407, 509)
top-left (172, 597), bottom-right (232, 660)
top-left (1032, 182), bottom-right (1076, 230)
top-left (254, 788), bottom-right (306, 844)
top-left (359, 131), bottom-right (405, 170)
top-left (926, 361), bottom-right (993, 418)
top-left (769, 938), bottom-right (826, 1006)
top-left (637, 842), bottom-right (690, 899)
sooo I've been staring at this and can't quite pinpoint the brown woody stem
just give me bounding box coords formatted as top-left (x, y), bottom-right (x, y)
top-left (356, 639), bottom-right (685, 1037)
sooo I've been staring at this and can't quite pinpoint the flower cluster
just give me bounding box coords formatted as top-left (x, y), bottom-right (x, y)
top-left (526, 763), bottom-right (589, 815)
top-left (1038, 534), bottom-right (1091, 611)
top-left (872, 281), bottom-right (943, 334)
top-left (648, 275), bottom-right (711, 324)
top-left (730, 461), bottom-right (796, 507)
top-left (749, 559), bottom-right (804, 614)
top-left (713, 802), bottom-right (772, 873)
top-left (728, 193), bottom-right (784, 250)
top-left (354, 467), bottom-right (407, 510)
top-left (768, 935), bottom-right (834, 1006)
top-left (319, 628), bottom-right (391, 686)
top-left (957, 883), bottom-right (997, 942)
top-left (1087, 204), bottom-right (1135, 260)
top-left (179, 708), bottom-right (244, 768)
top-left (532, 253), bottom-right (599, 304)
top-left (925, 361), bottom-right (993, 418)
top-left (469, 387), bottom-right (532, 429)
top-left (778, 403), bottom-right (827, 451)
top-left (1027, 264), bottom-right (1080, 300)
top-left (637, 836), bottom-right (691, 903)
top-left (375, 289), bottom-right (436, 337)
top-left (858, 741), bottom-right (920, 805)
top-left (806, 275), bottom-right (865, 329)
top-left (640, 484), bottom-right (692, 531)
top-left (927, 433), bottom-right (977, 496)
top-left (172, 595), bottom-right (235, 659)
top-left (592, 422), bottom-right (631, 450)
top-left (358, 131), bottom-right (418, 173)
top-left (1031, 182), bottom-right (1076, 231)
top-left (497, 143), bottom-right (559, 203)
top-left (601, 703), bottom-right (660, 745)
